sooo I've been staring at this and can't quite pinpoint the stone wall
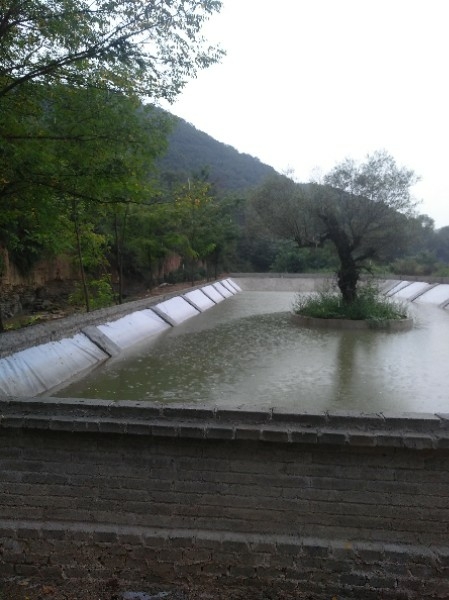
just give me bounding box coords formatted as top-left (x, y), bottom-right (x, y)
top-left (1, 399), bottom-right (449, 599)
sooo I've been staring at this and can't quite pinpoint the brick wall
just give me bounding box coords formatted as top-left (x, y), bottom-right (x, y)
top-left (1, 399), bottom-right (449, 599)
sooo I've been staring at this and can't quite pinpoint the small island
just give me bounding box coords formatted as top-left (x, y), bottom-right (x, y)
top-left (292, 282), bottom-right (413, 331)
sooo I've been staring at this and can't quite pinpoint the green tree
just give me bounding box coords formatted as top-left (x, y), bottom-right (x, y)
top-left (204, 195), bottom-right (241, 279)
top-left (434, 226), bottom-right (449, 263)
top-left (0, 0), bottom-right (224, 99)
top-left (57, 88), bottom-right (171, 309)
top-left (124, 202), bottom-right (181, 289)
top-left (252, 151), bottom-right (418, 303)
top-left (173, 179), bottom-right (218, 284)
top-left (0, 0), bottom-right (223, 329)
top-left (0, 85), bottom-right (172, 321)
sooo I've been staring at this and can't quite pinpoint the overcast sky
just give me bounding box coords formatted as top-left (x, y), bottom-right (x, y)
top-left (164, 0), bottom-right (449, 228)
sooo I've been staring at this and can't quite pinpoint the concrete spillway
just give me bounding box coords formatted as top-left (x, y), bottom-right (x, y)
top-left (0, 278), bottom-right (242, 398)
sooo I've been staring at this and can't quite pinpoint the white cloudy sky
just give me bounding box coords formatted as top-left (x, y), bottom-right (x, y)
top-left (163, 0), bottom-right (449, 228)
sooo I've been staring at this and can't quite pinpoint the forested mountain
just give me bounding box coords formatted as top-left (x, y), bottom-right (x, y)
top-left (158, 114), bottom-right (278, 192)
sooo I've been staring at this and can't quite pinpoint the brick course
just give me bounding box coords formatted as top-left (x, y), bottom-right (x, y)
top-left (1, 399), bottom-right (449, 599)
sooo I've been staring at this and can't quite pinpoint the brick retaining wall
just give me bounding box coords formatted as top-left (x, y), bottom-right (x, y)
top-left (1, 399), bottom-right (449, 598)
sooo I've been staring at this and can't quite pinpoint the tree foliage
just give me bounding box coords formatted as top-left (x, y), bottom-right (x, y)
top-left (0, 0), bottom-right (224, 99)
top-left (157, 116), bottom-right (277, 192)
top-left (0, 0), bottom-right (224, 329)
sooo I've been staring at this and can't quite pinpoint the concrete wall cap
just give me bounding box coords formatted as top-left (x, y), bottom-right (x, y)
top-left (1, 399), bottom-right (449, 449)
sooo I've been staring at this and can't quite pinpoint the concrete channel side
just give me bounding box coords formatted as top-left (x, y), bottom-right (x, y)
top-left (1, 399), bottom-right (449, 599)
top-left (0, 279), bottom-right (241, 398)
top-left (1, 272), bottom-right (448, 397)
top-left (232, 272), bottom-right (449, 305)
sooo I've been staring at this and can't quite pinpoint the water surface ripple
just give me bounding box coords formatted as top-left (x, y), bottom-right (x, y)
top-left (54, 292), bottom-right (449, 412)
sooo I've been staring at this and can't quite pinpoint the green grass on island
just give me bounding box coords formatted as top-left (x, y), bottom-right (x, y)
top-left (293, 283), bottom-right (409, 323)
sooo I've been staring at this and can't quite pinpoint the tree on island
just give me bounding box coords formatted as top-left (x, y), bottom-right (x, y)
top-left (251, 151), bottom-right (419, 304)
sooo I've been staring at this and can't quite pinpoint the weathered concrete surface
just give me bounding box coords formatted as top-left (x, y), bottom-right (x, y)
top-left (1, 400), bottom-right (449, 599)
top-left (0, 280), bottom-right (239, 398)
top-left (231, 273), bottom-right (332, 292)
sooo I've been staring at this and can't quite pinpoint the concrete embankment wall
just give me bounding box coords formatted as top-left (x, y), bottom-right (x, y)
top-left (231, 273), bottom-right (333, 292)
top-left (232, 273), bottom-right (449, 308)
top-left (1, 400), bottom-right (449, 599)
top-left (0, 279), bottom-right (240, 398)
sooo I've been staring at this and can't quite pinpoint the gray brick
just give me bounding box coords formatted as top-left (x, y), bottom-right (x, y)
top-left (21, 417), bottom-right (51, 430)
top-left (205, 426), bottom-right (234, 440)
top-left (234, 427), bottom-right (261, 441)
top-left (340, 572), bottom-right (368, 586)
top-left (92, 531), bottom-right (118, 543)
top-left (161, 406), bottom-right (214, 420)
top-left (403, 435), bottom-right (434, 449)
top-left (326, 410), bottom-right (384, 429)
top-left (375, 434), bottom-right (404, 447)
top-left (178, 425), bottom-right (205, 439)
top-left (83, 420), bottom-right (101, 432)
top-left (347, 433), bottom-right (377, 446)
top-left (380, 412), bottom-right (442, 432)
top-left (290, 430), bottom-right (318, 444)
top-left (151, 424), bottom-right (178, 437)
top-left (216, 408), bottom-right (271, 423)
top-left (98, 420), bottom-right (126, 434)
top-left (125, 422), bottom-right (152, 436)
top-left (260, 429), bottom-right (289, 443)
top-left (110, 402), bottom-right (161, 419)
top-left (318, 431), bottom-right (348, 445)
top-left (272, 409), bottom-right (327, 427)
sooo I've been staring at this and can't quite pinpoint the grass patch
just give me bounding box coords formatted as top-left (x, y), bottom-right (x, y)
top-left (293, 282), bottom-right (408, 323)
top-left (4, 313), bottom-right (46, 330)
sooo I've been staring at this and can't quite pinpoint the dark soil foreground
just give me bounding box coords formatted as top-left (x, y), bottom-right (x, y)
top-left (0, 579), bottom-right (192, 600)
top-left (0, 579), bottom-right (314, 600)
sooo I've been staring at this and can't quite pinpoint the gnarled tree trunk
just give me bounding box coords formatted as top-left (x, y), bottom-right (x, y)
top-left (337, 261), bottom-right (359, 304)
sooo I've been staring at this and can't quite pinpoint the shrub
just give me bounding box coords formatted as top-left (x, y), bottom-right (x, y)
top-left (69, 275), bottom-right (115, 310)
top-left (293, 281), bottom-right (408, 322)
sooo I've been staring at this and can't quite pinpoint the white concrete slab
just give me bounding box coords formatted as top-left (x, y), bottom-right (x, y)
top-left (220, 279), bottom-right (237, 294)
top-left (387, 281), bottom-right (412, 296)
top-left (378, 280), bottom-right (401, 294)
top-left (201, 284), bottom-right (226, 303)
top-left (225, 278), bottom-right (242, 292)
top-left (153, 296), bottom-right (200, 325)
top-left (393, 282), bottom-right (432, 299)
top-left (415, 284), bottom-right (449, 305)
top-left (0, 334), bottom-right (107, 397)
top-left (183, 289), bottom-right (216, 311)
top-left (97, 310), bottom-right (170, 350)
top-left (213, 281), bottom-right (233, 298)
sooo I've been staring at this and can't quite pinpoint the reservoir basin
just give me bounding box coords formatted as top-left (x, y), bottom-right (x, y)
top-left (53, 291), bottom-right (449, 413)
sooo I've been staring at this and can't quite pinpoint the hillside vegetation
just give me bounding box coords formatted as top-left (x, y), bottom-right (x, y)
top-left (157, 115), bottom-right (277, 192)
